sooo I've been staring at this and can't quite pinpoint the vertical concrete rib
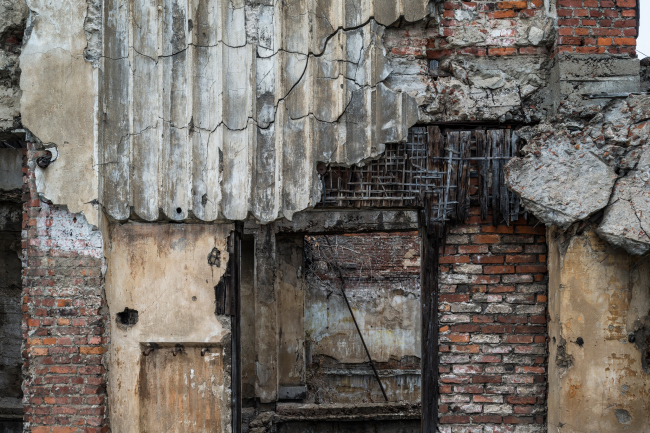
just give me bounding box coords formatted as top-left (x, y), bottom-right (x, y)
top-left (191, 0), bottom-right (223, 221)
top-left (101, 0), bottom-right (131, 220)
top-left (161, 0), bottom-right (191, 220)
top-left (131, 0), bottom-right (161, 221)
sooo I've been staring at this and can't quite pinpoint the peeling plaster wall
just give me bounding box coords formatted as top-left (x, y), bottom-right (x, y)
top-left (20, 0), bottom-right (99, 226)
top-left (104, 223), bottom-right (233, 432)
top-left (547, 228), bottom-right (650, 432)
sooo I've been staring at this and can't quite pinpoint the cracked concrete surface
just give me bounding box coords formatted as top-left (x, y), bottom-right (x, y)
top-left (98, 0), bottom-right (425, 224)
top-left (15, 0), bottom-right (427, 226)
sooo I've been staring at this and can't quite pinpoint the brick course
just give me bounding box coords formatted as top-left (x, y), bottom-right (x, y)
top-left (438, 207), bottom-right (547, 432)
top-left (555, 0), bottom-right (637, 55)
top-left (21, 146), bottom-right (109, 433)
top-left (384, 1), bottom-right (637, 61)
top-left (384, 1), bottom-right (549, 60)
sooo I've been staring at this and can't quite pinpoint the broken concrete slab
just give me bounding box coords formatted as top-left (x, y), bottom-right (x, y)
top-left (506, 94), bottom-right (650, 254)
top-left (505, 130), bottom-right (617, 230)
top-left (597, 146), bottom-right (650, 255)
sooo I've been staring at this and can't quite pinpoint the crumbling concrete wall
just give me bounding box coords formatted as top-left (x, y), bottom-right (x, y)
top-left (384, 0), bottom-right (555, 125)
top-left (547, 227), bottom-right (650, 432)
top-left (0, 0), bottom-right (27, 143)
top-left (20, 0), bottom-right (99, 226)
top-left (104, 223), bottom-right (233, 433)
top-left (505, 94), bottom-right (650, 255)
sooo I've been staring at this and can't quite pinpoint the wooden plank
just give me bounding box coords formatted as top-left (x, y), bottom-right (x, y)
top-left (231, 222), bottom-right (243, 433)
top-left (428, 126), bottom-right (442, 173)
top-left (500, 130), bottom-right (511, 226)
top-left (456, 131), bottom-right (471, 222)
top-left (490, 129), bottom-right (503, 226)
top-left (255, 224), bottom-right (278, 403)
top-left (510, 131), bottom-right (521, 221)
top-left (420, 195), bottom-right (439, 433)
top-left (446, 131), bottom-right (459, 221)
top-left (475, 130), bottom-right (489, 221)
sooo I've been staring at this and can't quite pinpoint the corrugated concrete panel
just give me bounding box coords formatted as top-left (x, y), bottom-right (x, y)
top-left (100, 0), bottom-right (425, 223)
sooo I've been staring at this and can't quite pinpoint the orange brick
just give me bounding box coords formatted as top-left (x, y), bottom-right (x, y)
top-left (498, 1), bottom-right (527, 9)
top-left (447, 333), bottom-right (471, 343)
top-left (488, 47), bottom-right (517, 56)
top-left (537, 295), bottom-right (547, 303)
top-left (473, 234), bottom-right (501, 244)
top-left (597, 37), bottom-right (612, 46)
top-left (453, 345), bottom-right (480, 353)
top-left (31, 347), bottom-right (48, 356)
top-left (490, 10), bottom-right (516, 19)
top-left (614, 37), bottom-right (636, 46)
top-left (616, 0), bottom-right (635, 6)
top-left (80, 346), bottom-right (107, 355)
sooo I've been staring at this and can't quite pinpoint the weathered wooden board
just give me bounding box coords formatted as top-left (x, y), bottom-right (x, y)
top-left (139, 345), bottom-right (226, 433)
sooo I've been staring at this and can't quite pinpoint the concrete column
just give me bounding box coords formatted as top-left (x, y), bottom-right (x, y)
top-left (547, 228), bottom-right (650, 432)
top-left (255, 224), bottom-right (279, 403)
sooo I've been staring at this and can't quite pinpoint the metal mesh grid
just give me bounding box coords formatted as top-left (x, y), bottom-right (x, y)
top-left (320, 128), bottom-right (444, 208)
top-left (319, 126), bottom-right (521, 225)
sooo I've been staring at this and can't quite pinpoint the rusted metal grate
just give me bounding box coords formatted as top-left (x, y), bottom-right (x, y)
top-left (319, 126), bottom-right (522, 226)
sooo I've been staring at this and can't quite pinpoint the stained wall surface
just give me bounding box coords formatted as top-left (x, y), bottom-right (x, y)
top-left (0, 198), bottom-right (22, 424)
top-left (304, 232), bottom-right (422, 404)
top-left (547, 228), bottom-right (650, 432)
top-left (104, 223), bottom-right (233, 432)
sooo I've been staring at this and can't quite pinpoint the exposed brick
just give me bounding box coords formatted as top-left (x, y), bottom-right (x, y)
top-left (22, 146), bottom-right (109, 431)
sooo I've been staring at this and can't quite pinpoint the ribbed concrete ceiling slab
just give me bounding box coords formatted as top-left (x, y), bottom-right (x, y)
top-left (100, 0), bottom-right (426, 223)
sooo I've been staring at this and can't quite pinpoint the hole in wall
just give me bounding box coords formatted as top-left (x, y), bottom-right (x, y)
top-left (208, 247), bottom-right (221, 267)
top-left (116, 307), bottom-right (139, 326)
top-left (176, 207), bottom-right (182, 214)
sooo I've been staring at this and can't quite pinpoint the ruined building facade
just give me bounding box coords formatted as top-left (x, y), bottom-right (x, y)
top-left (0, 0), bottom-right (649, 432)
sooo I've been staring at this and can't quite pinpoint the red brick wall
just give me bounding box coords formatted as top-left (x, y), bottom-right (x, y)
top-left (385, 1), bottom-right (638, 60)
top-left (555, 0), bottom-right (637, 55)
top-left (21, 146), bottom-right (109, 432)
top-left (438, 208), bottom-right (548, 432)
top-left (385, 1), bottom-right (549, 59)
